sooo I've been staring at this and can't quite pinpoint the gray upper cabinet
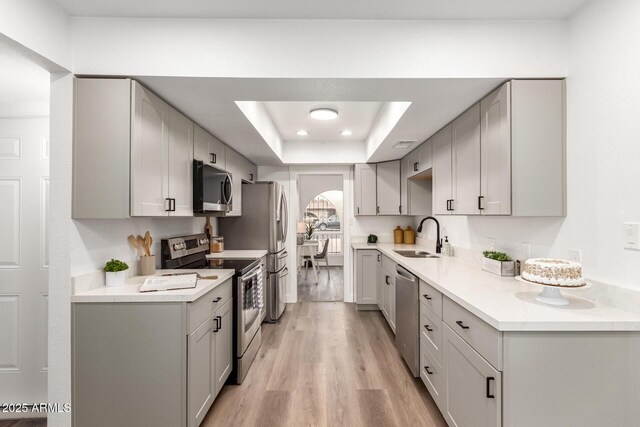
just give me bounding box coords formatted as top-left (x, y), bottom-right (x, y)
top-left (194, 124), bottom-right (226, 171)
top-left (510, 80), bottom-right (565, 216)
top-left (167, 107), bottom-right (194, 217)
top-left (425, 79), bottom-right (565, 217)
top-left (451, 103), bottom-right (481, 215)
top-left (354, 164), bottom-right (377, 216)
top-left (432, 125), bottom-right (453, 216)
top-left (376, 160), bottom-right (401, 215)
top-left (73, 78), bottom-right (132, 219)
top-left (480, 82), bottom-right (511, 215)
top-left (130, 81), bottom-right (171, 217)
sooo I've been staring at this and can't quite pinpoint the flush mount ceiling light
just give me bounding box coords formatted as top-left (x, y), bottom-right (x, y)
top-left (296, 130), bottom-right (309, 136)
top-left (340, 130), bottom-right (353, 136)
top-left (394, 141), bottom-right (416, 149)
top-left (309, 108), bottom-right (338, 120)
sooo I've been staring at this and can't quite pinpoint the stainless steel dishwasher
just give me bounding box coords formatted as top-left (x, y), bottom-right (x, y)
top-left (395, 264), bottom-right (419, 377)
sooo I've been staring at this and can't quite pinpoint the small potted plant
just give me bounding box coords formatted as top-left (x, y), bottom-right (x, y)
top-left (482, 251), bottom-right (515, 277)
top-left (104, 259), bottom-right (129, 287)
top-left (305, 221), bottom-right (316, 240)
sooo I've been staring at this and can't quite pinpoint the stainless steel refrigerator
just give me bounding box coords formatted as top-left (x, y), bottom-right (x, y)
top-left (218, 182), bottom-right (289, 322)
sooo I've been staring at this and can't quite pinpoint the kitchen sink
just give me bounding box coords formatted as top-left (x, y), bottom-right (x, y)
top-left (393, 250), bottom-right (439, 258)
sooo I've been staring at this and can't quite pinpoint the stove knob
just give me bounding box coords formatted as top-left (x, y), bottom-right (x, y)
top-left (173, 243), bottom-right (180, 250)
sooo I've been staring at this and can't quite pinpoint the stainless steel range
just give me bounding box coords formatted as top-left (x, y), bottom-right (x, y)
top-left (161, 234), bottom-right (263, 384)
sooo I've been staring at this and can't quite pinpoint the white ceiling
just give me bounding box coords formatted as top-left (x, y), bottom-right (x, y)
top-left (0, 42), bottom-right (50, 110)
top-left (136, 77), bottom-right (504, 165)
top-left (264, 101), bottom-right (383, 142)
top-left (54, 0), bottom-right (587, 19)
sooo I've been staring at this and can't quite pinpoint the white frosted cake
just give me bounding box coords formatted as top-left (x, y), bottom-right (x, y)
top-left (521, 258), bottom-right (584, 287)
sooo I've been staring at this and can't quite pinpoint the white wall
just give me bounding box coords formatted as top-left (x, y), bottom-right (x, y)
top-left (70, 218), bottom-right (209, 275)
top-left (283, 140), bottom-right (366, 164)
top-left (298, 174), bottom-right (343, 214)
top-left (70, 18), bottom-right (567, 78)
top-left (415, 0), bottom-right (640, 290)
top-left (0, 0), bottom-right (71, 71)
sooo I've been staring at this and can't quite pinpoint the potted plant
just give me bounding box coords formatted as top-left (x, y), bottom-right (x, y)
top-left (305, 221), bottom-right (316, 240)
top-left (104, 259), bottom-right (129, 287)
top-left (482, 251), bottom-right (515, 277)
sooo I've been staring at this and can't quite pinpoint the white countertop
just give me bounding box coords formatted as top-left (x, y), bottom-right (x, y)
top-left (352, 242), bottom-right (640, 332)
top-left (71, 269), bottom-right (235, 303)
top-left (206, 250), bottom-right (268, 260)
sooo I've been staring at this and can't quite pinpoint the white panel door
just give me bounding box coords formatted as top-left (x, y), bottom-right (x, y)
top-left (167, 107), bottom-right (194, 216)
top-left (417, 139), bottom-right (433, 173)
top-left (376, 160), bottom-right (401, 215)
top-left (131, 83), bottom-right (169, 216)
top-left (431, 125), bottom-right (453, 215)
top-left (0, 116), bottom-right (49, 404)
top-left (480, 83), bottom-right (512, 215)
top-left (452, 104), bottom-right (481, 215)
top-left (213, 299), bottom-right (233, 396)
top-left (356, 250), bottom-right (378, 305)
top-left (194, 124), bottom-right (226, 171)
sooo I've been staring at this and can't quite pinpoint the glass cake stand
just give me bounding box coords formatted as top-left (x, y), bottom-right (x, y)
top-left (516, 276), bottom-right (588, 306)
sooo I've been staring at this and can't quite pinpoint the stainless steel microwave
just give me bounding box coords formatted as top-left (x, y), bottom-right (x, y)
top-left (193, 160), bottom-right (233, 214)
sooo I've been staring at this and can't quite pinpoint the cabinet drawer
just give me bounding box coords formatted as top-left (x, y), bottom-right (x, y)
top-left (381, 254), bottom-right (396, 275)
top-left (187, 279), bottom-right (232, 334)
top-left (420, 305), bottom-right (442, 364)
top-left (443, 297), bottom-right (502, 370)
top-left (420, 342), bottom-right (444, 409)
top-left (419, 280), bottom-right (443, 319)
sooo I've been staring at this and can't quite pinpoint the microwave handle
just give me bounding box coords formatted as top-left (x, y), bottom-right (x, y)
top-left (223, 174), bottom-right (233, 206)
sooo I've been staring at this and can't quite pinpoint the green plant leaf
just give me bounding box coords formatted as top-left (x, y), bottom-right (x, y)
top-left (104, 259), bottom-right (129, 272)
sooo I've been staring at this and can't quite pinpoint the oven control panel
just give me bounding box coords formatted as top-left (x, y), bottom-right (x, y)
top-left (162, 233), bottom-right (209, 261)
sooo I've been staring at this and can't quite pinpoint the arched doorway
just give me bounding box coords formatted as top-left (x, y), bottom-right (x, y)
top-left (297, 185), bottom-right (344, 302)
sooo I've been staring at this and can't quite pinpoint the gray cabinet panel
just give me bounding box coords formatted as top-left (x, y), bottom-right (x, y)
top-left (73, 303), bottom-right (186, 427)
top-left (214, 299), bottom-right (233, 396)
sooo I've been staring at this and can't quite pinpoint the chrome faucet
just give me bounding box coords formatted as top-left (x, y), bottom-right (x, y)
top-left (417, 216), bottom-right (442, 254)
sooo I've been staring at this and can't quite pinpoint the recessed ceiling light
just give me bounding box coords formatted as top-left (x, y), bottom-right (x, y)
top-left (394, 141), bottom-right (416, 149)
top-left (309, 108), bottom-right (338, 121)
top-left (340, 130), bottom-right (353, 136)
top-left (296, 130), bottom-right (309, 136)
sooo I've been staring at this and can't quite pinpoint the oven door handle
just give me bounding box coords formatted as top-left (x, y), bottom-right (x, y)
top-left (241, 265), bottom-right (262, 282)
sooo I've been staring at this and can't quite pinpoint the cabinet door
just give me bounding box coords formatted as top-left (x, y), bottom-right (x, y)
top-left (356, 250), bottom-right (378, 305)
top-left (130, 82), bottom-right (169, 216)
top-left (443, 324), bottom-right (501, 427)
top-left (432, 125), bottom-right (453, 216)
top-left (405, 149), bottom-right (420, 179)
top-left (194, 124), bottom-right (227, 171)
top-left (480, 83), bottom-right (511, 215)
top-left (214, 299), bottom-right (233, 396)
top-left (417, 139), bottom-right (433, 173)
top-left (242, 156), bottom-right (257, 183)
top-left (380, 266), bottom-right (390, 320)
top-left (400, 157), bottom-right (409, 215)
top-left (376, 160), bottom-right (401, 215)
top-left (188, 316), bottom-right (215, 427)
top-left (167, 107), bottom-right (194, 216)
top-left (451, 103), bottom-right (481, 215)
top-left (354, 164), bottom-right (377, 216)
top-left (225, 148), bottom-right (242, 217)
top-left (389, 274), bottom-right (396, 333)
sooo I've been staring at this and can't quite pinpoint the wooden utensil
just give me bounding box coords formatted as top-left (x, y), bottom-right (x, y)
top-left (144, 231), bottom-right (152, 255)
top-left (128, 235), bottom-right (145, 257)
top-left (137, 235), bottom-right (149, 256)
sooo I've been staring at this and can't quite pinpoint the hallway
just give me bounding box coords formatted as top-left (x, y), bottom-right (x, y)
top-left (297, 266), bottom-right (344, 302)
top-left (203, 302), bottom-right (446, 426)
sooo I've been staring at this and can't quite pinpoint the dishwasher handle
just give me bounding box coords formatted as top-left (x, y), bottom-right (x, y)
top-left (396, 265), bottom-right (416, 282)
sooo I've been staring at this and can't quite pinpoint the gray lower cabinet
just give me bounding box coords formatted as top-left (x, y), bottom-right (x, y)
top-left (73, 279), bottom-right (233, 427)
top-left (355, 250), bottom-right (379, 306)
top-left (442, 324), bottom-right (502, 427)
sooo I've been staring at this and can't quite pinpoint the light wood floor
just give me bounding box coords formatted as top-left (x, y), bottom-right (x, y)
top-left (297, 266), bottom-right (344, 302)
top-left (203, 302), bottom-right (446, 427)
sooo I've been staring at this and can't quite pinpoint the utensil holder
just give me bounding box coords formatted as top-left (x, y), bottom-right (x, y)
top-left (139, 255), bottom-right (156, 276)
